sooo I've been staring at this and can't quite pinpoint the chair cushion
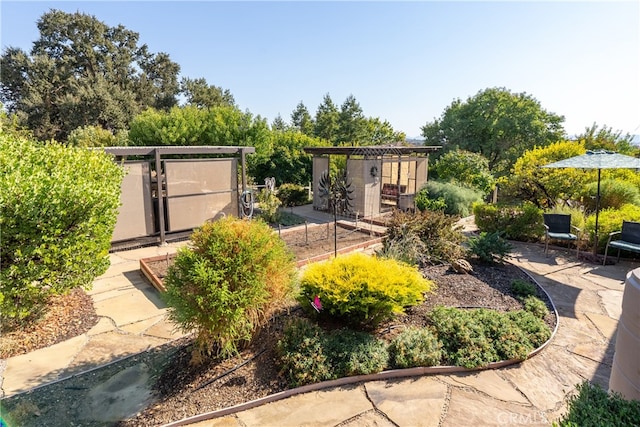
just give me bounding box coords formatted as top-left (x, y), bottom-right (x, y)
top-left (608, 240), bottom-right (640, 253)
top-left (547, 232), bottom-right (577, 240)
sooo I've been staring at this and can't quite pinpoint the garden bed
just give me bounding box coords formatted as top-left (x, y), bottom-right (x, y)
top-left (1, 257), bottom-right (557, 427)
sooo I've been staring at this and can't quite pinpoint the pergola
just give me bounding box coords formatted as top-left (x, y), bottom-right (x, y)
top-left (304, 145), bottom-right (441, 217)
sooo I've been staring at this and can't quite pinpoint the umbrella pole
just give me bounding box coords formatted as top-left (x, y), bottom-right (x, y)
top-left (593, 169), bottom-right (601, 256)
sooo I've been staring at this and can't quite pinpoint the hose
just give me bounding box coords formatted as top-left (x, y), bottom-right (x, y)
top-left (240, 190), bottom-right (254, 218)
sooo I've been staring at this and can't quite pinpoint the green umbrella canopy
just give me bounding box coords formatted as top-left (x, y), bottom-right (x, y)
top-left (542, 150), bottom-right (640, 170)
top-left (542, 150), bottom-right (640, 255)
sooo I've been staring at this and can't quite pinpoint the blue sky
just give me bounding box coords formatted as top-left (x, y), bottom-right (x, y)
top-left (1, 1), bottom-right (639, 139)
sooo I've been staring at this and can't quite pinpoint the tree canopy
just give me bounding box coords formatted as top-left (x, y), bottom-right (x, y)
top-left (0, 9), bottom-right (181, 141)
top-left (432, 149), bottom-right (496, 195)
top-left (180, 77), bottom-right (235, 110)
top-left (422, 87), bottom-right (565, 176)
top-left (575, 123), bottom-right (638, 155)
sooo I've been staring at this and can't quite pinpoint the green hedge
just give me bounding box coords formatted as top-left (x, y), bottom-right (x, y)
top-left (0, 134), bottom-right (124, 329)
top-left (473, 202), bottom-right (544, 242)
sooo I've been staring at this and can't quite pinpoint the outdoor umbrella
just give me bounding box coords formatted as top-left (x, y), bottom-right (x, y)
top-left (542, 150), bottom-right (640, 255)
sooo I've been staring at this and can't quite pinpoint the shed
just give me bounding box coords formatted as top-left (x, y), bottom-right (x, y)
top-left (304, 145), bottom-right (441, 218)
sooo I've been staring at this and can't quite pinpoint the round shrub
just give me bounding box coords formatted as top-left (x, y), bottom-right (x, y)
top-left (417, 181), bottom-right (484, 217)
top-left (298, 253), bottom-right (433, 328)
top-left (523, 296), bottom-right (549, 319)
top-left (163, 216), bottom-right (297, 360)
top-left (0, 135), bottom-right (124, 330)
top-left (473, 202), bottom-right (544, 242)
top-left (389, 327), bottom-right (442, 368)
top-left (325, 329), bottom-right (389, 377)
top-left (276, 318), bottom-right (332, 387)
top-left (277, 183), bottom-right (309, 207)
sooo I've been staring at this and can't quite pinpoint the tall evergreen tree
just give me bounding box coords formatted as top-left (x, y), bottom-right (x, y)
top-left (290, 101), bottom-right (314, 135)
top-left (336, 94), bottom-right (366, 146)
top-left (271, 114), bottom-right (288, 131)
top-left (313, 93), bottom-right (339, 142)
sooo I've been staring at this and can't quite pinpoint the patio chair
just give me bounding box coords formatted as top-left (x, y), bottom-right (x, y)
top-left (543, 214), bottom-right (580, 257)
top-left (603, 220), bottom-right (640, 265)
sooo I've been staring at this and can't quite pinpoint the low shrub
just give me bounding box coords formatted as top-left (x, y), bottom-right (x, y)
top-left (506, 310), bottom-right (552, 348)
top-left (377, 224), bottom-right (427, 266)
top-left (473, 202), bottom-right (544, 242)
top-left (511, 279), bottom-right (538, 298)
top-left (388, 327), bottom-right (442, 368)
top-left (428, 306), bottom-right (551, 368)
top-left (298, 253), bottom-right (432, 328)
top-left (277, 183), bottom-right (309, 207)
top-left (0, 135), bottom-right (124, 330)
top-left (467, 231), bottom-right (513, 263)
top-left (555, 381), bottom-right (640, 427)
top-left (523, 296), bottom-right (550, 319)
top-left (474, 309), bottom-right (534, 361)
top-left (163, 217), bottom-right (297, 360)
top-left (384, 210), bottom-right (466, 265)
top-left (324, 329), bottom-right (388, 377)
top-left (428, 307), bottom-right (499, 368)
top-left (276, 319), bottom-right (388, 387)
top-left (276, 318), bottom-right (332, 387)
top-left (418, 181), bottom-right (484, 217)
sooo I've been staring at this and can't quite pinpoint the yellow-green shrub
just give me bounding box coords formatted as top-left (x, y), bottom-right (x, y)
top-left (586, 203), bottom-right (640, 251)
top-left (298, 253), bottom-right (432, 328)
top-left (163, 217), bottom-right (297, 360)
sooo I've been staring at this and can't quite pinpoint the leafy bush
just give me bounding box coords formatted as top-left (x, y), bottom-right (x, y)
top-left (298, 253), bottom-right (432, 328)
top-left (415, 191), bottom-right (446, 212)
top-left (555, 381), bottom-right (640, 427)
top-left (384, 210), bottom-right (466, 265)
top-left (163, 217), bottom-right (296, 360)
top-left (277, 183), bottom-right (310, 207)
top-left (276, 318), bottom-right (332, 387)
top-left (276, 319), bottom-right (387, 387)
top-left (66, 125), bottom-right (128, 147)
top-left (256, 187), bottom-right (282, 223)
top-left (523, 296), bottom-right (550, 319)
top-left (432, 149), bottom-right (496, 195)
top-left (428, 306), bottom-right (551, 368)
top-left (388, 327), bottom-right (442, 368)
top-left (511, 279), bottom-right (538, 298)
top-left (418, 181), bottom-right (484, 217)
top-left (467, 231), bottom-right (513, 263)
top-left (579, 179), bottom-right (640, 213)
top-left (0, 135), bottom-right (124, 330)
top-left (324, 329), bottom-right (388, 377)
top-left (585, 203), bottom-right (640, 252)
top-left (473, 202), bottom-right (544, 242)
